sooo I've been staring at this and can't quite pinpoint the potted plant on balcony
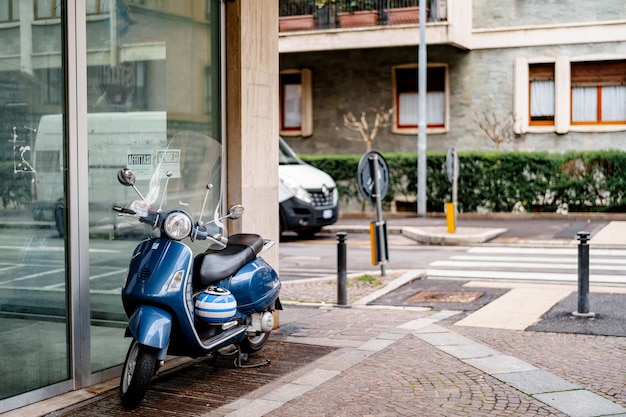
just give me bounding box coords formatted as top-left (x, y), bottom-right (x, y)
top-left (386, 0), bottom-right (427, 25)
top-left (337, 0), bottom-right (379, 28)
top-left (279, 0), bottom-right (317, 32)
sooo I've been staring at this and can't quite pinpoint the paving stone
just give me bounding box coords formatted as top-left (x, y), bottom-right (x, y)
top-left (436, 342), bottom-right (501, 359)
top-left (495, 369), bottom-right (581, 395)
top-left (260, 383), bottom-right (313, 402)
top-left (415, 331), bottom-right (477, 346)
top-left (291, 368), bottom-right (340, 386)
top-left (534, 390), bottom-right (626, 417)
top-left (464, 354), bottom-right (538, 375)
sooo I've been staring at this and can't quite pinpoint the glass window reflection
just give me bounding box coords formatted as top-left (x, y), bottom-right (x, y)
top-left (86, 0), bottom-right (222, 372)
top-left (0, 0), bottom-right (68, 400)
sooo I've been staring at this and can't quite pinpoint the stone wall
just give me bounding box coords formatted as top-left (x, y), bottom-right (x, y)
top-left (472, 0), bottom-right (626, 28)
top-left (280, 41), bottom-right (626, 156)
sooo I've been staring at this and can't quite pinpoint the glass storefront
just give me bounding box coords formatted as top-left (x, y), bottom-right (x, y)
top-left (84, 0), bottom-right (222, 374)
top-left (0, 0), bottom-right (69, 401)
top-left (0, 0), bottom-right (222, 410)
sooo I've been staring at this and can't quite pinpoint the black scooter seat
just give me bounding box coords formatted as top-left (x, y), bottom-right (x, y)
top-left (193, 233), bottom-right (264, 289)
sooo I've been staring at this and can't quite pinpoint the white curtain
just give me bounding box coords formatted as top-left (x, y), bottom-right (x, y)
top-left (572, 86), bottom-right (597, 122)
top-left (530, 80), bottom-right (554, 117)
top-left (399, 92), bottom-right (418, 126)
top-left (601, 85), bottom-right (626, 121)
top-left (283, 84), bottom-right (301, 128)
top-left (427, 91), bottom-right (445, 125)
top-left (398, 91), bottom-right (445, 126)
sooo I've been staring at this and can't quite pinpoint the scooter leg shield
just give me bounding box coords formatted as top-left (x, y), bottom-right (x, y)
top-left (128, 306), bottom-right (171, 361)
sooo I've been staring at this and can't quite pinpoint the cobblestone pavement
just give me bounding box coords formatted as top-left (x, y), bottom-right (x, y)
top-left (278, 270), bottom-right (404, 304)
top-left (271, 331), bottom-right (566, 417)
top-left (31, 273), bottom-right (626, 417)
top-left (22, 213), bottom-right (626, 417)
top-left (454, 326), bottom-right (626, 409)
top-left (266, 304), bottom-right (562, 416)
top-left (232, 274), bottom-right (626, 417)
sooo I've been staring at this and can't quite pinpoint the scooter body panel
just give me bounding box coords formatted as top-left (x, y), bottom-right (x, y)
top-left (123, 238), bottom-right (194, 312)
top-left (127, 305), bottom-right (172, 361)
top-left (122, 237), bottom-right (280, 359)
top-left (122, 238), bottom-right (200, 355)
top-left (219, 258), bottom-right (281, 314)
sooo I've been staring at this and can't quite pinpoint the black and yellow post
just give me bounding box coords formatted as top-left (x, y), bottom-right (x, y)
top-left (370, 220), bottom-right (388, 267)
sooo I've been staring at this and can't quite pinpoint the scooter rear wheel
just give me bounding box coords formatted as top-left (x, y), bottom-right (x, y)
top-left (240, 331), bottom-right (270, 353)
top-left (120, 339), bottom-right (157, 408)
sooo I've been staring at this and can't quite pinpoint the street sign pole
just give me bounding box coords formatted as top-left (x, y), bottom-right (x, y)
top-left (357, 151), bottom-right (390, 276)
top-left (417, 0), bottom-right (427, 218)
top-left (369, 153), bottom-right (387, 276)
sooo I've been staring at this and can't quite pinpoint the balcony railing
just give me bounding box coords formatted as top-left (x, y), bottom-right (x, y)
top-left (279, 0), bottom-right (444, 32)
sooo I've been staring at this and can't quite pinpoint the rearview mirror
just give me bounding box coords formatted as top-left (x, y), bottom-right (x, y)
top-left (117, 168), bottom-right (136, 186)
top-left (228, 204), bottom-right (244, 220)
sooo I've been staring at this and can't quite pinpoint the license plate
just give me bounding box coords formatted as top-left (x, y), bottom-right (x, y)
top-left (322, 209), bottom-right (333, 219)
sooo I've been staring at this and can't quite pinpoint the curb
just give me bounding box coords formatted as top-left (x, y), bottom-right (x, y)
top-left (402, 226), bottom-right (508, 245)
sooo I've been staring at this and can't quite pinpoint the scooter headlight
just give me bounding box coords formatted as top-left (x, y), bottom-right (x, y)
top-left (163, 211), bottom-right (192, 240)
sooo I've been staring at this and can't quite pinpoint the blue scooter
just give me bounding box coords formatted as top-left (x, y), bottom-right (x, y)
top-left (112, 134), bottom-right (281, 408)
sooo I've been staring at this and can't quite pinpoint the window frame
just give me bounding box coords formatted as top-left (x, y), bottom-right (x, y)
top-left (279, 68), bottom-right (313, 137)
top-left (514, 55), bottom-right (626, 135)
top-left (0, 0), bottom-right (19, 22)
top-left (391, 63), bottom-right (449, 135)
top-left (34, 0), bottom-right (61, 19)
top-left (528, 63), bottom-right (555, 126)
top-left (570, 60), bottom-right (626, 126)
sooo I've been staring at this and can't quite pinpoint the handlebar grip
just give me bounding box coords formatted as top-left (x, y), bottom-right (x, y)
top-left (112, 205), bottom-right (137, 215)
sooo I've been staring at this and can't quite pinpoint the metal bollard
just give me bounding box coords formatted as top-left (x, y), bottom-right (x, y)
top-left (573, 231), bottom-right (595, 318)
top-left (336, 232), bottom-right (347, 306)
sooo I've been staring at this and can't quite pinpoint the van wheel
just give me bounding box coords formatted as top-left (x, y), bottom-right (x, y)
top-left (33, 207), bottom-right (44, 221)
top-left (279, 213), bottom-right (285, 237)
top-left (54, 200), bottom-right (65, 238)
top-left (297, 227), bottom-right (321, 239)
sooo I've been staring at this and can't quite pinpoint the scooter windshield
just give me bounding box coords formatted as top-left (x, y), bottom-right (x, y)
top-left (128, 130), bottom-right (224, 237)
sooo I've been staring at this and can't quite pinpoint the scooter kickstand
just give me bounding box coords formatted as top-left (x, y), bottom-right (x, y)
top-left (233, 346), bottom-right (270, 369)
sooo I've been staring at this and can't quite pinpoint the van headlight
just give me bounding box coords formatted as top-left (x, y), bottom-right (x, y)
top-left (163, 211), bottom-right (192, 240)
top-left (281, 177), bottom-right (312, 204)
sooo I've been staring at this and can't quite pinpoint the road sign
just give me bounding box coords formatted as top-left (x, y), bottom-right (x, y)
top-left (446, 147), bottom-right (459, 182)
top-left (357, 151), bottom-right (389, 202)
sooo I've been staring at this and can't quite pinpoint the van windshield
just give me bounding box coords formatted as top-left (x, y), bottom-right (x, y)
top-left (279, 138), bottom-right (302, 165)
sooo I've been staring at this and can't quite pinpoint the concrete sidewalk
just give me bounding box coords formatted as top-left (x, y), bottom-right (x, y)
top-left (326, 214), bottom-right (626, 247)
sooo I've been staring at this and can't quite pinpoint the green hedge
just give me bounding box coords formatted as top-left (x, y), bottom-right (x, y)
top-left (301, 150), bottom-right (626, 213)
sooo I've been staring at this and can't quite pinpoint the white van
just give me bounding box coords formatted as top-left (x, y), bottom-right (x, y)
top-left (279, 137), bottom-right (339, 237)
top-left (32, 112), bottom-right (167, 236)
top-left (33, 120), bottom-right (337, 237)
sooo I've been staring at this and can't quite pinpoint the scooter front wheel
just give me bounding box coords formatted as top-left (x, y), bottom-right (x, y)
top-left (120, 339), bottom-right (157, 408)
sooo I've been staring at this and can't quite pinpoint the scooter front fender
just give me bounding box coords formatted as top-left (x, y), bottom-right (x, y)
top-left (127, 306), bottom-right (171, 360)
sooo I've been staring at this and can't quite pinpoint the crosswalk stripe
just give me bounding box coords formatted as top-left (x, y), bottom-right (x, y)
top-left (430, 260), bottom-right (626, 272)
top-left (469, 246), bottom-right (626, 257)
top-left (450, 255), bottom-right (626, 265)
top-left (426, 269), bottom-right (624, 285)
top-left (428, 246), bottom-right (626, 285)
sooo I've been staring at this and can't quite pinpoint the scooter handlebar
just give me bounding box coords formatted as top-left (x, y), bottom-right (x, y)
top-left (112, 205), bottom-right (137, 216)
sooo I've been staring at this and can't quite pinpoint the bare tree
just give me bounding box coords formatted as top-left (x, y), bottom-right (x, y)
top-left (342, 107), bottom-right (392, 152)
top-left (473, 109), bottom-right (516, 151)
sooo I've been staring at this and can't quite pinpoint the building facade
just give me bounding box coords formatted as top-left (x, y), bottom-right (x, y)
top-left (0, 0), bottom-right (278, 412)
top-left (278, 0), bottom-right (626, 154)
